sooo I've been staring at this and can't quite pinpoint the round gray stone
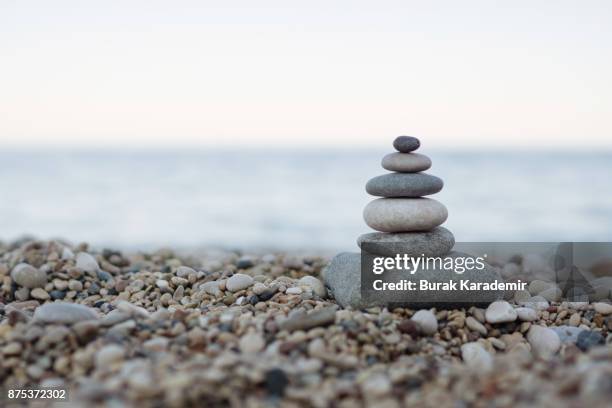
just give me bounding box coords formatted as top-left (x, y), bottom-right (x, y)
top-left (34, 302), bottom-right (98, 324)
top-left (357, 227), bottom-right (454, 257)
top-left (381, 152), bottom-right (431, 172)
top-left (11, 263), bottom-right (48, 288)
top-left (366, 173), bottom-right (443, 197)
top-left (323, 251), bottom-right (503, 309)
top-left (363, 198), bottom-right (448, 232)
top-left (393, 136), bottom-right (420, 153)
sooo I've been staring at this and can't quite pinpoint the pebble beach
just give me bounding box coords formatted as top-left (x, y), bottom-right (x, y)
top-left (1, 239), bottom-right (611, 407)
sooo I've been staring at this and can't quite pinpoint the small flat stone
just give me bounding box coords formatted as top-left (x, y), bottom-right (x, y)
top-left (366, 173), bottom-right (443, 198)
top-left (363, 198), bottom-right (448, 233)
top-left (279, 306), bottom-right (337, 331)
top-left (485, 301), bottom-right (517, 324)
top-left (527, 325), bottom-right (561, 357)
top-left (10, 263), bottom-right (48, 288)
top-left (226, 274), bottom-right (254, 292)
top-left (461, 342), bottom-right (493, 371)
top-left (393, 136), bottom-right (420, 153)
top-left (357, 227), bottom-right (454, 257)
top-left (411, 310), bottom-right (438, 335)
top-left (30, 288), bottom-right (50, 300)
top-left (34, 302), bottom-right (98, 324)
top-left (381, 152), bottom-right (431, 173)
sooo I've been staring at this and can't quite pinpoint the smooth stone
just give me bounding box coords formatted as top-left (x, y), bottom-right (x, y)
top-left (519, 296), bottom-right (550, 310)
top-left (76, 252), bottom-right (100, 273)
top-left (393, 136), bottom-right (420, 153)
top-left (465, 316), bottom-right (488, 335)
top-left (239, 332), bottom-right (266, 353)
top-left (485, 301), bottom-right (517, 324)
top-left (323, 251), bottom-right (503, 309)
top-left (527, 325), bottom-right (561, 357)
top-left (461, 342), bottom-right (493, 371)
top-left (31, 288), bottom-right (50, 300)
top-left (381, 152), bottom-right (431, 173)
top-left (594, 302), bottom-right (612, 315)
top-left (410, 310), bottom-right (438, 335)
top-left (576, 330), bottom-right (604, 351)
top-left (298, 276), bottom-right (327, 298)
top-left (95, 344), bottom-right (124, 367)
top-left (226, 274), bottom-right (254, 292)
top-left (363, 198), bottom-right (448, 233)
top-left (366, 173), bottom-right (443, 198)
top-left (515, 307), bottom-right (538, 322)
top-left (279, 306), bottom-right (337, 331)
top-left (34, 302), bottom-right (98, 324)
top-left (551, 325), bottom-right (585, 344)
top-left (11, 263), bottom-right (48, 288)
top-left (357, 227), bottom-right (454, 257)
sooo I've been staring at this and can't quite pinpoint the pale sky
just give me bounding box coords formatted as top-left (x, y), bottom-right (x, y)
top-left (1, 0), bottom-right (611, 149)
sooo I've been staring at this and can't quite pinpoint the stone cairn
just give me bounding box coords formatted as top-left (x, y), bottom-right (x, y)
top-left (358, 136), bottom-right (455, 257)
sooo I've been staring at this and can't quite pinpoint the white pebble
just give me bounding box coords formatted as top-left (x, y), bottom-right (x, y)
top-left (465, 316), bottom-right (488, 335)
top-left (76, 252), bottom-right (100, 273)
top-left (527, 325), bottom-right (561, 358)
top-left (485, 301), bottom-right (517, 324)
top-left (593, 302), bottom-right (612, 315)
top-left (515, 307), bottom-right (538, 322)
top-left (298, 276), bottom-right (327, 298)
top-left (239, 332), bottom-right (265, 353)
top-left (411, 310), bottom-right (438, 335)
top-left (95, 344), bottom-right (124, 367)
top-left (201, 281), bottom-right (221, 297)
top-left (226, 274), bottom-right (254, 292)
top-left (286, 287), bottom-right (302, 295)
top-left (252, 282), bottom-right (267, 295)
top-left (461, 342), bottom-right (493, 371)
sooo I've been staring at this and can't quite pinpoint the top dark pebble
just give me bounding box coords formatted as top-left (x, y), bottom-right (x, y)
top-left (393, 136), bottom-right (420, 152)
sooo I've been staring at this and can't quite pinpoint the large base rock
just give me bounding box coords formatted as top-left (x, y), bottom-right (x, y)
top-left (357, 227), bottom-right (454, 257)
top-left (324, 251), bottom-right (503, 309)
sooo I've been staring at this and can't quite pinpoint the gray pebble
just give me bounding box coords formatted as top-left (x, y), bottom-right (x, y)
top-left (34, 302), bottom-right (98, 324)
top-left (11, 263), bottom-right (48, 288)
top-left (366, 173), bottom-right (443, 197)
top-left (393, 136), bottom-right (420, 153)
top-left (357, 227), bottom-right (454, 257)
top-left (381, 152), bottom-right (431, 173)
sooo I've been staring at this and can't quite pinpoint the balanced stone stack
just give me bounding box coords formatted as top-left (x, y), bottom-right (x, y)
top-left (324, 136), bottom-right (503, 309)
top-left (358, 136), bottom-right (454, 257)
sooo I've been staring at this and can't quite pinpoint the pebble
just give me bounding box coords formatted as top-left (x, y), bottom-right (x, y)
top-left (381, 152), bottom-right (432, 172)
top-left (95, 344), bottom-right (124, 367)
top-left (361, 374), bottom-right (392, 397)
top-left (286, 287), bottom-right (302, 295)
top-left (485, 301), bottom-right (517, 324)
top-left (363, 198), bottom-right (448, 232)
top-left (264, 368), bottom-right (289, 397)
top-left (357, 227), bottom-right (454, 257)
top-left (576, 331), bottom-right (604, 351)
top-left (365, 173), bottom-right (443, 197)
top-left (551, 325), bottom-right (584, 344)
top-left (411, 310), bottom-right (438, 335)
top-left (593, 302), bottom-right (612, 315)
top-left (239, 332), bottom-right (265, 353)
top-left (465, 316), bottom-right (488, 335)
top-left (569, 312), bottom-right (581, 326)
top-left (297, 276), bottom-right (327, 298)
top-left (515, 307), bottom-right (537, 322)
top-left (76, 252), bottom-right (100, 273)
top-left (226, 274), bottom-right (254, 292)
top-left (461, 342), bottom-right (493, 371)
top-left (527, 325), bottom-right (561, 357)
top-left (30, 288), bottom-right (50, 300)
top-left (397, 319), bottom-right (420, 336)
top-left (280, 306), bottom-right (337, 332)
top-left (10, 263), bottom-right (48, 288)
top-left (201, 281), bottom-right (221, 297)
top-left (393, 135), bottom-right (420, 152)
top-left (34, 302), bottom-right (98, 324)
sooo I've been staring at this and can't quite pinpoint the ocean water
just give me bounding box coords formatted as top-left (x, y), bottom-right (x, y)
top-left (1, 149), bottom-right (611, 252)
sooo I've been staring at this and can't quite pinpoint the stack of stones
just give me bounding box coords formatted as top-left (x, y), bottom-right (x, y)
top-left (358, 136), bottom-right (455, 257)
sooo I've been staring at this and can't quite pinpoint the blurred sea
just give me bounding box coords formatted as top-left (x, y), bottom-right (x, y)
top-left (1, 149), bottom-right (611, 252)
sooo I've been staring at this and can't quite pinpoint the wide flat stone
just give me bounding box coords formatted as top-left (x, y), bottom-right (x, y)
top-left (34, 302), bottom-right (99, 324)
top-left (323, 251), bottom-right (503, 309)
top-left (393, 136), bottom-right (420, 153)
top-left (366, 173), bottom-right (443, 197)
top-left (381, 152), bottom-right (431, 173)
top-left (357, 227), bottom-right (454, 257)
top-left (363, 198), bottom-right (448, 232)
